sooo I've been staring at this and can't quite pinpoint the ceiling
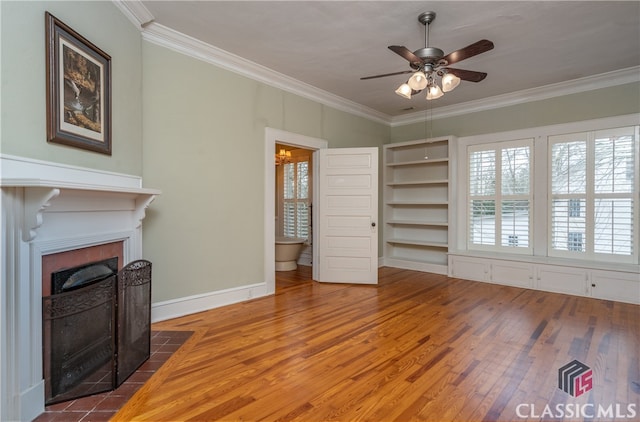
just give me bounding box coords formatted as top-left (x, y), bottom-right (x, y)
top-left (137, 1), bottom-right (640, 119)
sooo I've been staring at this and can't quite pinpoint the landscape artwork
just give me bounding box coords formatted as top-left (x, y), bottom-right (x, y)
top-left (61, 40), bottom-right (103, 136)
top-left (46, 12), bottom-right (112, 155)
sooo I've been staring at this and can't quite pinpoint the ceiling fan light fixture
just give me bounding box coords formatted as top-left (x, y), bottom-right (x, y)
top-left (361, 12), bottom-right (493, 103)
top-left (426, 84), bottom-right (444, 100)
top-left (441, 72), bottom-right (461, 92)
top-left (395, 83), bottom-right (413, 99)
top-left (408, 71), bottom-right (428, 90)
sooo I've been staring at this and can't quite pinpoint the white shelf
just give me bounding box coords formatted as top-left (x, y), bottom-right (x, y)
top-left (387, 238), bottom-right (449, 248)
top-left (386, 158), bottom-right (449, 167)
top-left (387, 220), bottom-right (448, 226)
top-left (386, 179), bottom-right (449, 186)
top-left (386, 201), bottom-right (448, 205)
top-left (383, 136), bottom-right (455, 273)
top-left (385, 138), bottom-right (449, 149)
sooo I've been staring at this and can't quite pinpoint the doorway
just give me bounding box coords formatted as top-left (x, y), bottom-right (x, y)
top-left (275, 143), bottom-right (313, 266)
top-left (264, 128), bottom-right (328, 294)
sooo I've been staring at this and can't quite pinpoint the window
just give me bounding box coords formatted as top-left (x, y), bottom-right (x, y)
top-left (283, 159), bottom-right (310, 239)
top-left (550, 127), bottom-right (637, 261)
top-left (461, 119), bottom-right (638, 266)
top-left (567, 232), bottom-right (584, 252)
top-left (569, 199), bottom-right (582, 217)
top-left (468, 139), bottom-right (533, 253)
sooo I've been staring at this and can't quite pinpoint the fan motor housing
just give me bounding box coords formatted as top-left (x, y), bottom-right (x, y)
top-left (414, 47), bottom-right (444, 63)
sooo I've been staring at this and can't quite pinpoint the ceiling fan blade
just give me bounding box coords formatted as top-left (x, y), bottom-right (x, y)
top-left (446, 68), bottom-right (488, 82)
top-left (360, 70), bottom-right (413, 80)
top-left (441, 39), bottom-right (494, 66)
top-left (388, 45), bottom-right (423, 66)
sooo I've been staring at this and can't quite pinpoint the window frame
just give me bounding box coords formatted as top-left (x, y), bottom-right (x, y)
top-left (467, 138), bottom-right (534, 254)
top-left (548, 126), bottom-right (638, 264)
top-left (455, 114), bottom-right (639, 268)
top-left (280, 151), bottom-right (311, 241)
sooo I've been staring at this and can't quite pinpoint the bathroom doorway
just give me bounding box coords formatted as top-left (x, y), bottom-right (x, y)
top-left (264, 128), bottom-right (327, 294)
top-left (265, 128), bottom-right (379, 291)
top-left (275, 143), bottom-right (313, 266)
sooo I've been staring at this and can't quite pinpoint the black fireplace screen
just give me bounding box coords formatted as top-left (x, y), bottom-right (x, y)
top-left (116, 260), bottom-right (152, 386)
top-left (43, 259), bottom-right (151, 405)
top-left (43, 276), bottom-right (116, 403)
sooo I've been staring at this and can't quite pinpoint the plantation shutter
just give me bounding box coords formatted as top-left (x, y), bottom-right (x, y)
top-left (468, 140), bottom-right (532, 252)
top-left (550, 127), bottom-right (636, 261)
top-left (283, 159), bottom-right (310, 239)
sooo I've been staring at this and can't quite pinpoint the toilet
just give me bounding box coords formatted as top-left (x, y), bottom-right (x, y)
top-left (275, 236), bottom-right (306, 271)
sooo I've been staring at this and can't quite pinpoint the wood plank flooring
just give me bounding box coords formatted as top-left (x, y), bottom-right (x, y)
top-left (114, 266), bottom-right (639, 421)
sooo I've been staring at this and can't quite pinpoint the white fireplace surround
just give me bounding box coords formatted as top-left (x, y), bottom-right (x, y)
top-left (0, 154), bottom-right (160, 422)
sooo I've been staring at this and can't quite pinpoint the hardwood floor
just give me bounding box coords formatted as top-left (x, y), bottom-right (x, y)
top-left (114, 266), bottom-right (639, 421)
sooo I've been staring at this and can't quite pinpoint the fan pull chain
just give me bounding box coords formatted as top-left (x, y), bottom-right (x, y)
top-left (424, 102), bottom-right (433, 140)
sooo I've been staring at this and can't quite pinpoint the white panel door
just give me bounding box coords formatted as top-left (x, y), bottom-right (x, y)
top-left (316, 147), bottom-right (378, 284)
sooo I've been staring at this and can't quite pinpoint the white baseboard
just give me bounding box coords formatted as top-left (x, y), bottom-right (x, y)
top-left (151, 282), bottom-right (269, 323)
top-left (20, 381), bottom-right (44, 422)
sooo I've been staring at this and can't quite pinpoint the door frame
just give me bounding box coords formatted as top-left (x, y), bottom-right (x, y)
top-left (264, 128), bottom-right (328, 294)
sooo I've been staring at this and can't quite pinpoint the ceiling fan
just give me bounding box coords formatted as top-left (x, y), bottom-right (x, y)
top-left (361, 11), bottom-right (494, 100)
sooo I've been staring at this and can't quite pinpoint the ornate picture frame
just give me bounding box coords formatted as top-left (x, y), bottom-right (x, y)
top-left (45, 12), bottom-right (112, 155)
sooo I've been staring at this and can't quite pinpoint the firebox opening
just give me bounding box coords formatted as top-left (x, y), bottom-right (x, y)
top-left (51, 257), bottom-right (118, 295)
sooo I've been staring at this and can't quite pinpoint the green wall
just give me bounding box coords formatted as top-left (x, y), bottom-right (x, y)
top-left (0, 1), bottom-right (142, 174)
top-left (141, 42), bottom-right (388, 302)
top-left (390, 82), bottom-right (640, 142)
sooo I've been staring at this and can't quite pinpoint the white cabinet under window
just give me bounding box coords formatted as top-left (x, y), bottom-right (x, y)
top-left (535, 265), bottom-right (589, 296)
top-left (383, 137), bottom-right (454, 274)
top-left (448, 253), bottom-right (639, 304)
top-left (492, 261), bottom-right (534, 289)
top-left (590, 270), bottom-right (640, 303)
top-left (449, 255), bottom-right (489, 281)
top-left (449, 256), bottom-right (534, 288)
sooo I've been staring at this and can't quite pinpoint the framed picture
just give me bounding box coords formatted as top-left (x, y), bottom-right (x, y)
top-left (46, 12), bottom-right (111, 155)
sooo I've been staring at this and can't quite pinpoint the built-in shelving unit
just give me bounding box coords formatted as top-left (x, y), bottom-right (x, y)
top-left (383, 136), bottom-right (455, 274)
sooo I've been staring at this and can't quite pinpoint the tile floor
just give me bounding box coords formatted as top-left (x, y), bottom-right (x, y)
top-left (34, 330), bottom-right (192, 422)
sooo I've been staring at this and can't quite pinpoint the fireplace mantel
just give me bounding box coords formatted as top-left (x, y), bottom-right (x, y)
top-left (1, 178), bottom-right (161, 194)
top-left (1, 178), bottom-right (160, 242)
top-left (1, 155), bottom-right (160, 421)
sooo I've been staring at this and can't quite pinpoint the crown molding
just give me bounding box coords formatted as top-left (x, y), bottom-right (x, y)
top-left (113, 0), bottom-right (639, 128)
top-left (390, 66), bottom-right (640, 126)
top-left (142, 22), bottom-right (391, 125)
top-left (111, 0), bottom-right (154, 29)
